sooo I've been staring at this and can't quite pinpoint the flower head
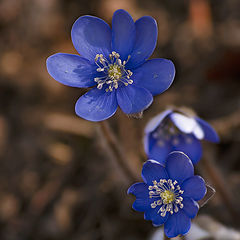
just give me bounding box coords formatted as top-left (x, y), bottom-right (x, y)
top-left (46, 9), bottom-right (175, 121)
top-left (128, 151), bottom-right (207, 238)
top-left (144, 109), bottom-right (219, 164)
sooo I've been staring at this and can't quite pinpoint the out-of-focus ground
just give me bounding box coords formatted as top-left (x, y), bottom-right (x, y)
top-left (0, 0), bottom-right (240, 239)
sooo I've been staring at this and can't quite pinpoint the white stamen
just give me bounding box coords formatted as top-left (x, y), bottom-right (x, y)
top-left (149, 179), bottom-right (184, 216)
top-left (94, 52), bottom-right (133, 92)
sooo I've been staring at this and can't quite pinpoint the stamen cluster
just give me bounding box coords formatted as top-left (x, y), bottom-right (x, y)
top-left (94, 51), bottom-right (133, 92)
top-left (149, 179), bottom-right (184, 217)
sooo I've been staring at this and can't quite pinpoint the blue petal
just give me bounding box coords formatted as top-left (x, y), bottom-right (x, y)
top-left (112, 9), bottom-right (135, 60)
top-left (195, 117), bottom-right (220, 143)
top-left (165, 152), bottom-right (194, 185)
top-left (127, 182), bottom-right (149, 198)
top-left (75, 88), bottom-right (117, 121)
top-left (182, 197), bottom-right (199, 219)
top-left (152, 217), bottom-right (169, 227)
top-left (46, 53), bottom-right (96, 88)
top-left (127, 16), bottom-right (158, 69)
top-left (144, 207), bottom-right (157, 220)
top-left (164, 210), bottom-right (191, 238)
top-left (145, 135), bottom-right (172, 165)
top-left (128, 183), bottom-right (151, 212)
top-left (116, 85), bottom-right (153, 114)
top-left (132, 59), bottom-right (175, 96)
top-left (144, 206), bottom-right (169, 226)
top-left (141, 160), bottom-right (168, 184)
top-left (144, 110), bottom-right (173, 134)
top-left (71, 16), bottom-right (111, 62)
top-left (172, 134), bottom-right (202, 164)
top-left (182, 176), bottom-right (207, 201)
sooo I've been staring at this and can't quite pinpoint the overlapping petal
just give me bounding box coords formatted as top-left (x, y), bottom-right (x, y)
top-left (132, 59), bottom-right (175, 96)
top-left (75, 88), bottom-right (117, 121)
top-left (141, 160), bottom-right (168, 184)
top-left (165, 152), bottom-right (194, 184)
top-left (182, 197), bottom-right (199, 219)
top-left (127, 182), bottom-right (149, 198)
top-left (127, 16), bottom-right (158, 69)
top-left (152, 211), bottom-right (169, 226)
top-left (127, 183), bottom-right (150, 212)
top-left (46, 53), bottom-right (96, 87)
top-left (112, 9), bottom-right (135, 60)
top-left (182, 176), bottom-right (207, 201)
top-left (71, 16), bottom-right (112, 62)
top-left (116, 85), bottom-right (153, 114)
top-left (164, 210), bottom-right (191, 238)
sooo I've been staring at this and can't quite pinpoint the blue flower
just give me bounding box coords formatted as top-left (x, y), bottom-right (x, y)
top-left (128, 151), bottom-right (206, 238)
top-left (46, 9), bottom-right (175, 122)
top-left (144, 109), bottom-right (219, 164)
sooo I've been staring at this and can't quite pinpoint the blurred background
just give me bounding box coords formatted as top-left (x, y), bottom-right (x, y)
top-left (0, 0), bottom-right (240, 239)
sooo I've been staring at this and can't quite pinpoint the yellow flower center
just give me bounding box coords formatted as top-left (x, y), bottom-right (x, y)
top-left (108, 64), bottom-right (122, 80)
top-left (149, 179), bottom-right (184, 216)
top-left (160, 190), bottom-right (175, 204)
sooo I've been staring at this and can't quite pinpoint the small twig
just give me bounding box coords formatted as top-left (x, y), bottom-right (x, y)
top-left (98, 121), bottom-right (140, 183)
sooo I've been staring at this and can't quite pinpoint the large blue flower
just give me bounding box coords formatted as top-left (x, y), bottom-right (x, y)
top-left (128, 151), bottom-right (206, 238)
top-left (46, 9), bottom-right (175, 122)
top-left (144, 109), bottom-right (219, 164)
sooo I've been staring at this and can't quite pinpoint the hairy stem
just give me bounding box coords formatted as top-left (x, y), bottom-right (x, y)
top-left (99, 121), bottom-right (140, 183)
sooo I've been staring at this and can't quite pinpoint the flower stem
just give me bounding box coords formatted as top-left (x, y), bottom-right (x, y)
top-left (98, 121), bottom-right (140, 183)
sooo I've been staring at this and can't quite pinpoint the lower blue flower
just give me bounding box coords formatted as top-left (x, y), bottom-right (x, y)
top-left (128, 151), bottom-right (206, 238)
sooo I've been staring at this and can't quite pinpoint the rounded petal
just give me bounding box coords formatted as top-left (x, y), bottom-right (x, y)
top-left (71, 16), bottom-right (111, 62)
top-left (112, 9), bottom-right (135, 60)
top-left (141, 160), bottom-right (168, 184)
top-left (46, 53), bottom-right (96, 88)
top-left (144, 109), bottom-right (173, 134)
top-left (132, 59), bottom-right (175, 96)
top-left (195, 117), bottom-right (220, 143)
top-left (128, 183), bottom-right (151, 212)
top-left (144, 206), bottom-right (169, 226)
top-left (182, 197), bottom-right (199, 219)
top-left (116, 85), bottom-right (153, 114)
top-left (165, 152), bottom-right (194, 184)
top-left (127, 16), bottom-right (158, 69)
top-left (127, 182), bottom-right (148, 198)
top-left (182, 176), bottom-right (207, 201)
top-left (75, 88), bottom-right (117, 121)
top-left (145, 135), bottom-right (172, 165)
top-left (172, 134), bottom-right (202, 164)
top-left (164, 210), bottom-right (191, 238)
